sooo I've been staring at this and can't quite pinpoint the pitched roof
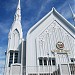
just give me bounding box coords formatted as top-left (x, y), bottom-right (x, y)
top-left (27, 7), bottom-right (75, 38)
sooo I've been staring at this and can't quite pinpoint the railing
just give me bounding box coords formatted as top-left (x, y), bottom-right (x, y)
top-left (1, 64), bottom-right (75, 75)
top-left (22, 64), bottom-right (75, 75)
top-left (3, 66), bottom-right (58, 75)
top-left (22, 66), bottom-right (58, 75)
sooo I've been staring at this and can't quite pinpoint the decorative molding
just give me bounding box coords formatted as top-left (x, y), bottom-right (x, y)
top-left (51, 49), bottom-right (70, 54)
top-left (56, 41), bottom-right (64, 50)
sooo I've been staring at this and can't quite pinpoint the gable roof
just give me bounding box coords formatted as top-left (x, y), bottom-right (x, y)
top-left (27, 7), bottom-right (75, 38)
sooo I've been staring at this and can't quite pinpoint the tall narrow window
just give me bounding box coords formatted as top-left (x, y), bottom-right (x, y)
top-left (44, 58), bottom-right (47, 65)
top-left (12, 29), bottom-right (20, 49)
top-left (48, 58), bottom-right (51, 65)
top-left (9, 51), bottom-right (13, 67)
top-left (14, 52), bottom-right (18, 63)
top-left (39, 59), bottom-right (43, 65)
top-left (52, 58), bottom-right (56, 65)
top-left (14, 29), bottom-right (20, 49)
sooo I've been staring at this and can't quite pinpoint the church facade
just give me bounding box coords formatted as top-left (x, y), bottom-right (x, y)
top-left (4, 0), bottom-right (75, 75)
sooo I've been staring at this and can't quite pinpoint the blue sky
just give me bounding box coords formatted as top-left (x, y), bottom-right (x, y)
top-left (0, 0), bottom-right (75, 73)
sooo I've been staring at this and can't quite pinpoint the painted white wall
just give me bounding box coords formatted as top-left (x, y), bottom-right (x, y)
top-left (5, 0), bottom-right (23, 75)
top-left (9, 22), bottom-right (22, 50)
top-left (5, 12), bottom-right (23, 75)
top-left (26, 8), bottom-right (75, 75)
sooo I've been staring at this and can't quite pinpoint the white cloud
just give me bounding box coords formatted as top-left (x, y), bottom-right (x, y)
top-left (0, 47), bottom-right (6, 74)
top-left (36, 0), bottom-right (52, 20)
top-left (3, 0), bottom-right (17, 12)
top-left (4, 0), bottom-right (25, 12)
top-left (0, 63), bottom-right (5, 75)
top-left (0, 47), bottom-right (6, 55)
top-left (0, 60), bottom-right (5, 66)
top-left (0, 22), bottom-right (9, 34)
top-left (0, 47), bottom-right (6, 59)
top-left (5, 4), bottom-right (17, 12)
top-left (25, 0), bottom-right (32, 8)
top-left (57, 0), bottom-right (75, 20)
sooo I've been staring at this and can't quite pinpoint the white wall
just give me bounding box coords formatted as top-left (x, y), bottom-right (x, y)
top-left (26, 11), bottom-right (75, 75)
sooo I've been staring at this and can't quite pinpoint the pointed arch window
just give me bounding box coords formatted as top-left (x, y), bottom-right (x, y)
top-left (12, 29), bottom-right (20, 49)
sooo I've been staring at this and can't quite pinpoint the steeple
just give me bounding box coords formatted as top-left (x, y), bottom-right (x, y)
top-left (10, 0), bottom-right (23, 39)
top-left (14, 0), bottom-right (21, 21)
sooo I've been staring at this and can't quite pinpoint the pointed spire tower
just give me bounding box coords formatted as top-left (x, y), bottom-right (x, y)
top-left (14, 0), bottom-right (21, 21)
top-left (9, 0), bottom-right (23, 49)
top-left (5, 1), bottom-right (23, 74)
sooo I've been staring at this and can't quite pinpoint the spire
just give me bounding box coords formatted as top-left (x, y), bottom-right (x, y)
top-left (14, 0), bottom-right (21, 21)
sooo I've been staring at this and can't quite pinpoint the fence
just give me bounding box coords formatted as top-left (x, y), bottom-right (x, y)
top-left (1, 64), bottom-right (75, 75)
top-left (22, 66), bottom-right (59, 75)
top-left (2, 66), bottom-right (59, 75)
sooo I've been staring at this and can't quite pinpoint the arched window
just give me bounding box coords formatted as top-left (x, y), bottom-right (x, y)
top-left (12, 29), bottom-right (20, 49)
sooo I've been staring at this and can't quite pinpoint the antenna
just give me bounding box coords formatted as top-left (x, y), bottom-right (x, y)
top-left (69, 4), bottom-right (75, 22)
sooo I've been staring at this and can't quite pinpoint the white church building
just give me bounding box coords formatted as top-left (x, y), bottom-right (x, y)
top-left (4, 0), bottom-right (75, 75)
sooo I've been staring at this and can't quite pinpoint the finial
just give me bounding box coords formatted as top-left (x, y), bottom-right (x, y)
top-left (17, 0), bottom-right (20, 10)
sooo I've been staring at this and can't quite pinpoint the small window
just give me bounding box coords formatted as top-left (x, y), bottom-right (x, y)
top-left (14, 52), bottom-right (18, 63)
top-left (9, 52), bottom-right (13, 67)
top-left (39, 59), bottom-right (43, 65)
top-left (71, 58), bottom-right (74, 62)
top-left (71, 71), bottom-right (74, 74)
top-left (52, 58), bottom-right (56, 65)
top-left (44, 59), bottom-right (47, 65)
top-left (51, 73), bottom-right (52, 75)
top-left (71, 59), bottom-right (73, 62)
top-left (48, 58), bottom-right (51, 65)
